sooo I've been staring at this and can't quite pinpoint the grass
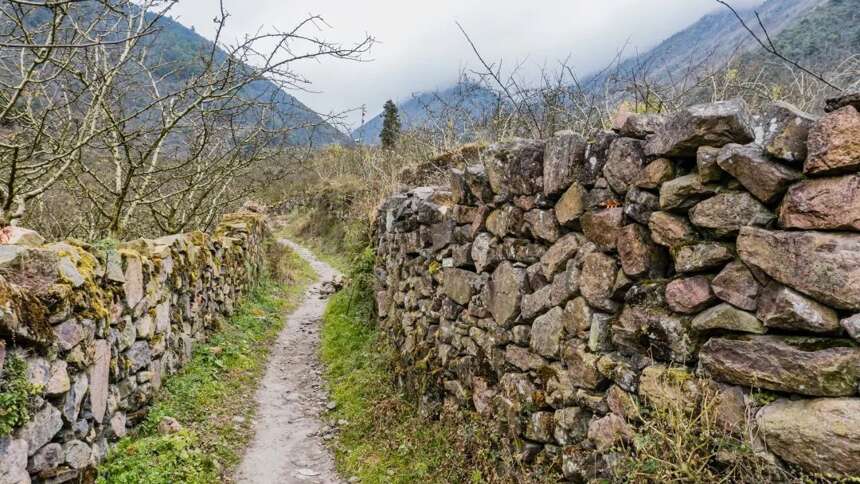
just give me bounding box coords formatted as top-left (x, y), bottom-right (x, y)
top-left (97, 244), bottom-right (316, 484)
top-left (276, 212), bottom-right (359, 273)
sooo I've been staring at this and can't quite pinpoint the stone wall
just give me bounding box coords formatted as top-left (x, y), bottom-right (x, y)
top-left (0, 207), bottom-right (270, 483)
top-left (373, 95), bottom-right (860, 480)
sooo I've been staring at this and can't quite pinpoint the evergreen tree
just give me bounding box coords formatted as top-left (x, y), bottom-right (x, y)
top-left (380, 99), bottom-right (401, 149)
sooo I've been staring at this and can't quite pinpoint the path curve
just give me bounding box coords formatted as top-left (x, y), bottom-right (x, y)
top-left (236, 240), bottom-right (343, 484)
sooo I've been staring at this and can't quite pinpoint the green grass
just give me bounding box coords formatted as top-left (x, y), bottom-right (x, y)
top-left (277, 209), bottom-right (366, 273)
top-left (97, 245), bottom-right (316, 484)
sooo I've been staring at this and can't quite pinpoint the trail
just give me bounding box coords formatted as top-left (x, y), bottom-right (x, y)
top-left (235, 240), bottom-right (343, 484)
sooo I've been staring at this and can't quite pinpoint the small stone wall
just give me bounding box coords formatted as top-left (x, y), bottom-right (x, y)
top-left (0, 208), bottom-right (270, 483)
top-left (373, 96), bottom-right (860, 480)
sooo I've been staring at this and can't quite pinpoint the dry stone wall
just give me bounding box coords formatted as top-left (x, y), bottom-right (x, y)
top-left (373, 95), bottom-right (860, 480)
top-left (0, 208), bottom-right (270, 483)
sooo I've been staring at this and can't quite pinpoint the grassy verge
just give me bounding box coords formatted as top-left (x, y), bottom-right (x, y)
top-left (97, 245), bottom-right (316, 484)
top-left (276, 209), bottom-right (366, 273)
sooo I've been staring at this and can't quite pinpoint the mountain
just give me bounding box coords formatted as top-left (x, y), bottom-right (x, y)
top-left (351, 82), bottom-right (499, 145)
top-left (146, 13), bottom-right (351, 146)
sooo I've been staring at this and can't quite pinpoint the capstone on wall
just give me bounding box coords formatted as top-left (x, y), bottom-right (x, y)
top-left (0, 207), bottom-right (270, 483)
top-left (373, 95), bottom-right (860, 480)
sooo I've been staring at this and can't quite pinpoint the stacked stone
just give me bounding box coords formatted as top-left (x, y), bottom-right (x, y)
top-left (0, 208), bottom-right (269, 483)
top-left (373, 95), bottom-right (860, 480)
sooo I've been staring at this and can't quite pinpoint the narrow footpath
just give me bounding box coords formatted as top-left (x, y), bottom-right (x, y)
top-left (235, 240), bottom-right (343, 484)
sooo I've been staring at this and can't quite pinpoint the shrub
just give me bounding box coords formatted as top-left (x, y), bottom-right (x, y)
top-left (0, 354), bottom-right (40, 436)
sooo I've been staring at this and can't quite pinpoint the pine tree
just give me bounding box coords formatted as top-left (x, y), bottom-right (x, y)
top-left (379, 100), bottom-right (401, 149)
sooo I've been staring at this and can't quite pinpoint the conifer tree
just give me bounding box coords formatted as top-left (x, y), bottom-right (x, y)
top-left (380, 99), bottom-right (401, 149)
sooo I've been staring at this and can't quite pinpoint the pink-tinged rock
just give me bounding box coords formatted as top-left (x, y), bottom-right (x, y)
top-left (716, 143), bottom-right (802, 204)
top-left (587, 413), bottom-right (634, 452)
top-left (540, 233), bottom-right (582, 278)
top-left (805, 105), bottom-right (860, 176)
top-left (699, 335), bottom-right (860, 396)
top-left (757, 398), bottom-right (860, 477)
top-left (645, 99), bottom-right (754, 157)
top-left (779, 174), bottom-right (860, 231)
top-left (841, 314), bottom-right (860, 342)
top-left (53, 319), bottom-right (84, 351)
top-left (616, 224), bottom-right (667, 279)
top-left (648, 211), bottom-right (699, 248)
top-left (737, 227), bottom-right (860, 311)
top-left (124, 255), bottom-right (144, 310)
top-left (711, 260), bottom-right (760, 311)
top-left (505, 345), bottom-right (546, 371)
top-left (17, 404), bottom-right (62, 456)
top-left (89, 340), bottom-right (110, 424)
top-left (759, 101), bottom-right (817, 163)
top-left (691, 303), bottom-right (766, 334)
top-left (603, 137), bottom-right (646, 195)
top-left (756, 282), bottom-right (840, 334)
top-left (0, 226), bottom-right (44, 246)
top-left (544, 131), bottom-right (588, 196)
top-left (581, 208), bottom-right (623, 252)
top-left (665, 276), bottom-right (716, 314)
top-left (561, 343), bottom-right (605, 390)
top-left (580, 252), bottom-right (619, 313)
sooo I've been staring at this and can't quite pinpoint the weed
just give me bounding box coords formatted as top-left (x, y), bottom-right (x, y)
top-left (0, 354), bottom-right (41, 436)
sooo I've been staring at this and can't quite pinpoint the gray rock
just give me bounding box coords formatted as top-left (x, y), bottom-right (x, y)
top-left (0, 438), bottom-right (29, 484)
top-left (553, 406), bottom-right (590, 445)
top-left (540, 233), bottom-right (581, 278)
top-left (544, 131), bottom-right (588, 196)
top-left (57, 258), bottom-right (84, 288)
top-left (659, 174), bottom-right (719, 210)
top-left (645, 99), bottom-right (754, 157)
top-left (696, 146), bottom-right (724, 183)
top-left (716, 143), bottom-right (802, 204)
top-left (689, 192), bottom-right (774, 237)
top-left (62, 440), bottom-right (91, 470)
top-left (470, 233), bottom-right (501, 273)
top-left (580, 252), bottom-right (619, 313)
top-left (588, 313), bottom-right (614, 353)
top-left (841, 314), bottom-right (860, 342)
top-left (603, 138), bottom-right (646, 195)
top-left (581, 208), bottom-right (623, 252)
top-left (53, 320), bottom-right (84, 351)
top-left (530, 307), bottom-right (565, 358)
top-left (672, 242), bottom-right (734, 273)
top-left (617, 112), bottom-right (665, 139)
top-left (488, 262), bottom-right (527, 327)
top-left (648, 211), bottom-right (699, 248)
top-left (124, 255), bottom-right (144, 310)
top-left (486, 206), bottom-right (523, 238)
top-left (125, 341), bottom-right (152, 374)
top-left (62, 373), bottom-right (88, 423)
top-left (484, 138), bottom-right (545, 198)
top-left (691, 303), bottom-right (766, 334)
top-left (523, 209), bottom-right (560, 243)
top-left (17, 404), bottom-right (62, 456)
top-left (635, 158), bottom-right (675, 190)
top-left (624, 187), bottom-right (659, 225)
top-left (756, 282), bottom-right (840, 334)
top-left (711, 260), bottom-right (761, 311)
top-left (759, 101), bottom-right (817, 163)
top-left (28, 442), bottom-right (62, 474)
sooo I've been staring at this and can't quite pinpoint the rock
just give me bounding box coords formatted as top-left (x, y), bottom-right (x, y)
top-left (638, 365), bottom-right (700, 413)
top-left (62, 440), bottom-right (90, 470)
top-left (645, 99), bottom-right (754, 157)
top-left (672, 242), bottom-right (734, 274)
top-left (57, 258), bottom-right (84, 288)
top-left (616, 304), bottom-right (696, 363)
top-left (696, 146), bottom-right (723, 183)
top-left (648, 211), bottom-right (699, 248)
top-left (616, 224), bottom-right (667, 279)
top-left (711, 261), bottom-right (760, 311)
top-left (737, 227), bottom-right (860, 311)
top-left (691, 303), bottom-right (766, 334)
top-left (125, 341), bottom-right (151, 373)
top-left (27, 359), bottom-right (69, 396)
top-left (689, 192), bottom-right (774, 237)
top-left (463, 164), bottom-right (494, 203)
top-left (488, 262), bottom-right (527, 327)
top-left (618, 113), bottom-right (665, 138)
top-left (505, 345), bottom-right (545, 371)
top-left (587, 313), bottom-right (614, 353)
top-left (659, 174), bottom-right (718, 210)
top-left (484, 138), bottom-right (545, 197)
top-left (524, 412), bottom-right (555, 443)
top-left (540, 234), bottom-right (581, 278)
top-left (565, 297), bottom-right (592, 335)
top-left (530, 307), bottom-right (565, 358)
top-left (486, 206), bottom-right (523, 238)
top-left (635, 158), bottom-right (675, 190)
top-left (805, 105), bottom-right (860, 175)
top-left (757, 398), bottom-right (860, 477)
top-left (623, 187), bottom-right (659, 225)
top-left (28, 442), bottom-right (62, 474)
top-left (759, 101), bottom-right (816, 163)
top-left (123, 255), bottom-right (144, 310)
top-left (756, 282), bottom-right (840, 334)
top-left (0, 438), bottom-right (29, 484)
top-left (449, 169), bottom-right (472, 205)
top-left (605, 385), bottom-right (640, 421)
top-left (699, 335), bottom-right (860, 396)
top-left (553, 407), bottom-right (590, 445)
top-left (0, 226), bottom-right (44, 247)
top-left (555, 182), bottom-right (587, 225)
top-left (442, 268), bottom-right (481, 306)
top-left (581, 208), bottom-right (623, 252)
top-left (53, 320), bottom-right (84, 351)
top-left (716, 143), bottom-right (802, 204)
top-left (110, 412), bottom-right (127, 438)
top-left (665, 276), bottom-right (716, 314)
top-left (561, 344), bottom-right (604, 390)
top-left (825, 92), bottom-right (860, 112)
top-left (62, 373), bottom-right (88, 423)
top-left (587, 414), bottom-right (633, 452)
top-left (523, 209), bottom-right (560, 243)
top-left (707, 383), bottom-right (747, 433)
top-left (135, 314), bottom-right (154, 339)
top-left (778, 174), bottom-right (860, 231)
top-left (544, 131), bottom-right (588, 196)
top-left (603, 138), bottom-right (646, 195)
top-left (470, 233), bottom-right (501, 273)
top-left (580, 252), bottom-right (619, 313)
top-left (17, 404), bottom-right (62, 456)
top-left (89, 340), bottom-right (110, 424)
top-left (842, 314), bottom-right (860, 342)
top-left (157, 416), bottom-right (183, 435)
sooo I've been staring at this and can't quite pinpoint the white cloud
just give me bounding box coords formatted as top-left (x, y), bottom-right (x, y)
top-left (167, 0), bottom-right (765, 127)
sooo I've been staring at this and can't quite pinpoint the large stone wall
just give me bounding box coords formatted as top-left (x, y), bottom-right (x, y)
top-left (373, 96), bottom-right (860, 480)
top-left (0, 207), bottom-right (270, 483)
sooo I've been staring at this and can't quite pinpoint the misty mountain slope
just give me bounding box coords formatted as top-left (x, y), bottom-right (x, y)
top-left (144, 13), bottom-right (351, 146)
top-left (351, 82), bottom-right (499, 144)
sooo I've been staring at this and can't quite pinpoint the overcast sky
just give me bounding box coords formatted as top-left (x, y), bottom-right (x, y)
top-left (167, 0), bottom-right (764, 128)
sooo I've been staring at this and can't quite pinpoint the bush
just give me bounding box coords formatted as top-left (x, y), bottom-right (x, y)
top-left (0, 354), bottom-right (40, 436)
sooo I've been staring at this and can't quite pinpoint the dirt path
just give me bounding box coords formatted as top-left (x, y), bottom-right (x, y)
top-left (235, 240), bottom-right (343, 484)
